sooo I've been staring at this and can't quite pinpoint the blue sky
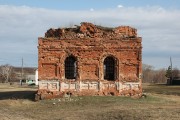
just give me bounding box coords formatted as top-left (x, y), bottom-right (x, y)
top-left (1, 0), bottom-right (180, 10)
top-left (0, 0), bottom-right (180, 69)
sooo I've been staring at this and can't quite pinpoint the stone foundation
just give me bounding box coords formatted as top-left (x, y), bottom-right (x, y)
top-left (35, 80), bottom-right (142, 100)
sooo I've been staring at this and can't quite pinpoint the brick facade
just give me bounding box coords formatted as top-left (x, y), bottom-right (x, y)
top-left (36, 22), bottom-right (142, 100)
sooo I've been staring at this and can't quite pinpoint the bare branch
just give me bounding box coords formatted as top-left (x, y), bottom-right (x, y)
top-left (0, 64), bottom-right (12, 83)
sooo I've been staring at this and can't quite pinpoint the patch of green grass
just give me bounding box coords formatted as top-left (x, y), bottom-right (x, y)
top-left (0, 83), bottom-right (180, 120)
top-left (39, 95), bottom-right (170, 110)
top-left (143, 84), bottom-right (180, 96)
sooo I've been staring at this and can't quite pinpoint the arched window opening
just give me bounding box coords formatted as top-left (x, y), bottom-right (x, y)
top-left (104, 57), bottom-right (115, 80)
top-left (65, 56), bottom-right (76, 79)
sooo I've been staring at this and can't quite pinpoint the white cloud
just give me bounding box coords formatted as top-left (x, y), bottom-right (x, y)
top-left (117, 4), bottom-right (123, 8)
top-left (0, 5), bottom-right (180, 68)
top-left (90, 8), bottom-right (94, 11)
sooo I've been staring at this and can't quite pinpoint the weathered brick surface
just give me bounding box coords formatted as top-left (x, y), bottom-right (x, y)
top-left (36, 22), bottom-right (142, 100)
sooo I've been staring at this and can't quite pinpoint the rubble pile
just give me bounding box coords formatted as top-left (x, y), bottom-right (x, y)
top-left (45, 22), bottom-right (137, 39)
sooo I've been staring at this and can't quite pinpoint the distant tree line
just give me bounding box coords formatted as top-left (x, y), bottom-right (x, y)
top-left (0, 64), bottom-right (36, 83)
top-left (142, 64), bottom-right (180, 83)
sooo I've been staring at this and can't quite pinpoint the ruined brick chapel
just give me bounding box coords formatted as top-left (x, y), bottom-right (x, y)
top-left (37, 22), bottom-right (142, 99)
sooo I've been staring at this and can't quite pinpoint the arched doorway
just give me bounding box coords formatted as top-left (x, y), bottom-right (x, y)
top-left (65, 56), bottom-right (77, 79)
top-left (104, 56), bottom-right (115, 80)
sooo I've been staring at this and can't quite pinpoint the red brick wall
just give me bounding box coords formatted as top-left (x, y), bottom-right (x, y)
top-left (38, 37), bottom-right (142, 81)
top-left (37, 22), bottom-right (142, 99)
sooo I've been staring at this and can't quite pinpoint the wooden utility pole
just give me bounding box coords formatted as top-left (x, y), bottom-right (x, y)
top-left (170, 57), bottom-right (173, 84)
top-left (21, 58), bottom-right (24, 80)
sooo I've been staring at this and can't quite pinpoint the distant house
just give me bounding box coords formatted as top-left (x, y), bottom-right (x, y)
top-left (19, 75), bottom-right (35, 85)
top-left (25, 74), bottom-right (36, 85)
top-left (10, 67), bottom-right (37, 82)
top-left (35, 69), bottom-right (38, 85)
top-left (18, 68), bottom-right (38, 85)
top-left (24, 69), bottom-right (38, 85)
top-left (167, 77), bottom-right (180, 85)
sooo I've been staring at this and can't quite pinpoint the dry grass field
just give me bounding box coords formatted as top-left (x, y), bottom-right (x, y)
top-left (0, 83), bottom-right (180, 120)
